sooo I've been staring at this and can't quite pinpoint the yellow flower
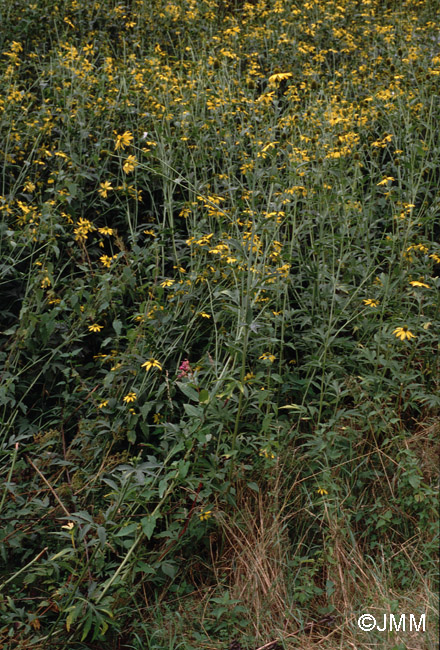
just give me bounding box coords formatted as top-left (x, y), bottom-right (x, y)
top-left (114, 131), bottom-right (133, 151)
top-left (142, 359), bottom-right (162, 372)
top-left (199, 510), bottom-right (212, 521)
top-left (317, 487), bottom-right (328, 496)
top-left (160, 279), bottom-right (173, 287)
top-left (153, 413), bottom-right (162, 423)
top-left (98, 400), bottom-right (108, 408)
top-left (376, 176), bottom-right (395, 186)
top-left (74, 217), bottom-right (95, 242)
top-left (88, 323), bottom-right (103, 332)
top-left (122, 155), bottom-right (138, 174)
top-left (268, 72), bottom-right (293, 84)
top-left (198, 312), bottom-right (211, 318)
top-left (259, 353), bottom-right (276, 362)
top-left (99, 255), bottom-right (113, 268)
top-left (123, 392), bottom-right (137, 403)
top-left (409, 281), bottom-right (430, 288)
top-left (41, 276), bottom-right (51, 289)
top-left (98, 227), bottom-right (114, 236)
top-left (98, 181), bottom-right (113, 198)
top-left (61, 522), bottom-right (75, 530)
top-left (393, 326), bottom-right (416, 341)
top-left (363, 299), bottom-right (379, 307)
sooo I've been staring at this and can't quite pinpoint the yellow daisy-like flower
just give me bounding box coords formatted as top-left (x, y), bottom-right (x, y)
top-left (376, 176), bottom-right (395, 186)
top-left (98, 227), bottom-right (114, 235)
top-left (153, 413), bottom-right (162, 423)
top-left (363, 299), bottom-right (380, 307)
top-left (198, 312), bottom-right (211, 318)
top-left (98, 401), bottom-right (109, 409)
top-left (393, 326), bottom-right (416, 341)
top-left (142, 359), bottom-right (162, 371)
top-left (160, 279), bottom-right (173, 287)
top-left (88, 323), bottom-right (103, 332)
top-left (73, 217), bottom-right (95, 242)
top-left (409, 281), bottom-right (430, 288)
top-left (123, 392), bottom-right (137, 403)
top-left (317, 487), bottom-right (328, 496)
top-left (99, 255), bottom-right (113, 268)
top-left (122, 155), bottom-right (138, 174)
top-left (98, 181), bottom-right (113, 198)
top-left (268, 72), bottom-right (293, 84)
top-left (114, 131), bottom-right (133, 151)
top-left (199, 510), bottom-right (212, 521)
top-left (259, 352), bottom-right (276, 363)
top-left (61, 522), bottom-right (75, 530)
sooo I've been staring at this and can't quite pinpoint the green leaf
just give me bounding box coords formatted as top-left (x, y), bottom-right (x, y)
top-left (66, 181), bottom-right (78, 198)
top-left (81, 611), bottom-right (93, 641)
top-left (115, 523), bottom-right (138, 537)
top-left (178, 459), bottom-right (190, 479)
top-left (158, 478), bottom-right (168, 498)
top-left (140, 402), bottom-right (154, 419)
top-left (247, 482), bottom-right (259, 492)
top-left (183, 403), bottom-right (204, 418)
top-left (279, 404), bottom-right (305, 411)
top-left (161, 562), bottom-right (176, 578)
top-left (113, 319), bottom-right (122, 336)
top-left (2, 327), bottom-right (17, 336)
top-left (141, 515), bottom-right (157, 540)
top-left (177, 381), bottom-right (200, 402)
top-left (408, 474), bottom-right (421, 489)
top-left (135, 561), bottom-right (156, 574)
top-left (65, 602), bottom-right (83, 632)
top-left (97, 526), bottom-right (106, 548)
top-left (199, 389), bottom-right (209, 403)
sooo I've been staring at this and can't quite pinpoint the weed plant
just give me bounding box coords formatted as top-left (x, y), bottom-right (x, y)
top-left (0, 0), bottom-right (439, 648)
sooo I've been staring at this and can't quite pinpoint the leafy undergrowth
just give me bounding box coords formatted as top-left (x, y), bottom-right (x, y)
top-left (0, 0), bottom-right (438, 648)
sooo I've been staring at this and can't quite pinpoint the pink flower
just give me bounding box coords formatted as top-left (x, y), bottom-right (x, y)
top-left (178, 359), bottom-right (191, 378)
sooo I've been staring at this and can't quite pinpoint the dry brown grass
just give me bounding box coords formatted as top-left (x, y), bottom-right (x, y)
top-left (198, 457), bottom-right (438, 650)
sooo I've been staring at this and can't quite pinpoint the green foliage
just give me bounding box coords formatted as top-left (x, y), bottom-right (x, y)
top-left (0, 0), bottom-right (438, 646)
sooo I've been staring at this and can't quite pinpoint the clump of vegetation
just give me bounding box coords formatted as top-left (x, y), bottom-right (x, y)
top-left (0, 0), bottom-right (438, 648)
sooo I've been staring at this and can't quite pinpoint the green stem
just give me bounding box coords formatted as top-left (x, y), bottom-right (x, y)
top-left (95, 473), bottom-right (179, 605)
top-left (0, 545), bottom-right (48, 592)
top-left (0, 443), bottom-right (18, 517)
